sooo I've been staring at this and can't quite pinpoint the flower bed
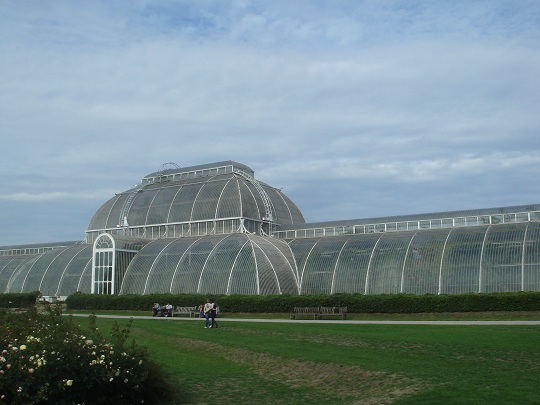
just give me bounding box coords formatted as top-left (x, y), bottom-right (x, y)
top-left (0, 307), bottom-right (173, 404)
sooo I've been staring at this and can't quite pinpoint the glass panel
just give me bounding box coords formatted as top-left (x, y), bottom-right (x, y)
top-left (442, 219), bottom-right (453, 228)
top-left (217, 178), bottom-right (242, 219)
top-left (397, 222), bottom-right (408, 231)
top-left (168, 184), bottom-right (203, 223)
top-left (127, 189), bottom-right (160, 227)
top-left (146, 187), bottom-right (179, 225)
top-left (299, 238), bottom-right (344, 294)
top-left (516, 212), bottom-right (529, 222)
top-left (332, 236), bottom-right (379, 294)
top-left (407, 222), bottom-right (418, 230)
top-left (366, 235), bottom-right (410, 294)
top-left (482, 224), bottom-right (525, 293)
top-left (479, 216), bottom-right (491, 225)
top-left (466, 216), bottom-right (478, 226)
top-left (191, 179), bottom-right (223, 220)
top-left (228, 241), bottom-right (258, 294)
top-left (402, 230), bottom-right (448, 294)
top-left (504, 213), bottom-right (516, 223)
top-left (439, 227), bottom-right (486, 294)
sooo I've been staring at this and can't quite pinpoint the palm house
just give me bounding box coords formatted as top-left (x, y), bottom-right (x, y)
top-left (1, 160), bottom-right (540, 298)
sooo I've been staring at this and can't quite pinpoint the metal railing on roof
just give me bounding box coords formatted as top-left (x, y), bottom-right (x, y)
top-left (273, 210), bottom-right (540, 239)
top-left (0, 245), bottom-right (67, 257)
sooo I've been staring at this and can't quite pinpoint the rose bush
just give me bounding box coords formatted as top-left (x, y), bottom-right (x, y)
top-left (0, 307), bottom-right (173, 404)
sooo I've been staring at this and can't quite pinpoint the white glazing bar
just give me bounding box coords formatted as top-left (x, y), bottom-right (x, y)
top-left (522, 222), bottom-right (530, 291)
top-left (55, 249), bottom-right (83, 296)
top-left (364, 234), bottom-right (384, 295)
top-left (331, 239), bottom-right (349, 294)
top-left (142, 240), bottom-right (175, 294)
top-left (299, 240), bottom-right (320, 295)
top-left (110, 250), bottom-right (116, 295)
top-left (197, 234), bottom-right (229, 294)
top-left (226, 238), bottom-right (250, 294)
top-left (168, 236), bottom-right (205, 293)
top-left (478, 225), bottom-right (491, 293)
top-left (438, 229), bottom-right (453, 295)
top-left (400, 231), bottom-right (418, 293)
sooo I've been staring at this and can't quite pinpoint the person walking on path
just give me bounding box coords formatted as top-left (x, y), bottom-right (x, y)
top-left (203, 299), bottom-right (213, 328)
top-left (209, 298), bottom-right (219, 328)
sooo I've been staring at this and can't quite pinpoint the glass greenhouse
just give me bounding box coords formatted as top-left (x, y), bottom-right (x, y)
top-left (1, 161), bottom-right (540, 298)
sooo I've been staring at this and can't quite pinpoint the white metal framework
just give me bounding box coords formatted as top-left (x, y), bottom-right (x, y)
top-left (91, 233), bottom-right (142, 294)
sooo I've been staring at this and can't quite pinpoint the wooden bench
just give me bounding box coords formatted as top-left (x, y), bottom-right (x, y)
top-left (171, 306), bottom-right (198, 318)
top-left (290, 306), bottom-right (348, 320)
top-left (318, 306), bottom-right (347, 320)
top-left (290, 307), bottom-right (320, 320)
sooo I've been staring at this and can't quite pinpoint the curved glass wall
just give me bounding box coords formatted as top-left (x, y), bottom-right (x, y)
top-left (119, 234), bottom-right (299, 295)
top-left (0, 255), bottom-right (36, 293)
top-left (0, 245), bottom-right (92, 296)
top-left (288, 222), bottom-right (540, 295)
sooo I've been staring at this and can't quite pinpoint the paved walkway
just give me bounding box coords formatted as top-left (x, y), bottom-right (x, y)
top-left (67, 314), bottom-right (540, 325)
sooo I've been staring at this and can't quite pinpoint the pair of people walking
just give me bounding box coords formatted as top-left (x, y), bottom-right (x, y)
top-left (203, 298), bottom-right (219, 328)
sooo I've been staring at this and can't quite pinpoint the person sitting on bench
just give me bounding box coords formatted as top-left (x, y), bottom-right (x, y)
top-left (162, 303), bottom-right (173, 317)
top-left (152, 302), bottom-right (162, 317)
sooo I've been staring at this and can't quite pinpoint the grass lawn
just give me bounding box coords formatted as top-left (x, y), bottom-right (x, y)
top-left (72, 314), bottom-right (540, 404)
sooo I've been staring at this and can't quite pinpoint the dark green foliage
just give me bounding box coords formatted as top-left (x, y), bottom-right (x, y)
top-left (0, 306), bottom-right (176, 404)
top-left (63, 291), bottom-right (540, 314)
top-left (0, 292), bottom-right (40, 308)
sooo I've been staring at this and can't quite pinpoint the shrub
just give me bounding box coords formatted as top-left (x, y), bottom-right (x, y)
top-left (0, 292), bottom-right (39, 309)
top-left (63, 291), bottom-right (540, 314)
top-left (0, 306), bottom-right (175, 404)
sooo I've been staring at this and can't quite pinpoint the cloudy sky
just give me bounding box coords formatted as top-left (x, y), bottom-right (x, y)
top-left (1, 1), bottom-right (539, 246)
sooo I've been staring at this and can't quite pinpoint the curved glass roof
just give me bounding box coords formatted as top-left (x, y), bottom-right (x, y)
top-left (0, 244), bottom-right (92, 296)
top-left (119, 233), bottom-right (299, 295)
top-left (87, 161), bottom-right (305, 234)
top-left (289, 221), bottom-right (540, 295)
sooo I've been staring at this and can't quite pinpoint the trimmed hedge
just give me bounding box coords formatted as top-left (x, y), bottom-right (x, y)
top-left (0, 291), bottom-right (40, 308)
top-left (63, 291), bottom-right (540, 314)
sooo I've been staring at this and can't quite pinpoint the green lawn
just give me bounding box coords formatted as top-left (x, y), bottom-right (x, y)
top-left (72, 314), bottom-right (540, 404)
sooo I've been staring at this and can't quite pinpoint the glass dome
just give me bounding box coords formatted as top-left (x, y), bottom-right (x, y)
top-left (86, 161), bottom-right (305, 241)
top-left (119, 233), bottom-right (299, 295)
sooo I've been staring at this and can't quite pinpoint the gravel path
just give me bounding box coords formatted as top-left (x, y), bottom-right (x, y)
top-left (67, 313), bottom-right (540, 325)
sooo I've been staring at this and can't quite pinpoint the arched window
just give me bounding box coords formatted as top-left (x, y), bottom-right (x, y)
top-left (92, 234), bottom-right (115, 294)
